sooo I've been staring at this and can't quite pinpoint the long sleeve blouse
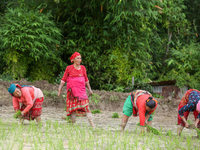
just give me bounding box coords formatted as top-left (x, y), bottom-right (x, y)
top-left (13, 87), bottom-right (43, 114)
top-left (178, 91), bottom-right (200, 119)
top-left (61, 65), bottom-right (89, 83)
top-left (137, 94), bottom-right (157, 126)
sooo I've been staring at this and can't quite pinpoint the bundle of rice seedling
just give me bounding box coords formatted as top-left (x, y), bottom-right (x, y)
top-left (91, 109), bottom-right (101, 114)
top-left (146, 125), bottom-right (161, 135)
top-left (136, 122), bottom-right (161, 135)
top-left (13, 110), bottom-right (21, 119)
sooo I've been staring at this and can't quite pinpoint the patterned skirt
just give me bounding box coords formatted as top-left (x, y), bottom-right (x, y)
top-left (20, 97), bottom-right (44, 120)
top-left (66, 90), bottom-right (90, 116)
top-left (178, 91), bottom-right (200, 126)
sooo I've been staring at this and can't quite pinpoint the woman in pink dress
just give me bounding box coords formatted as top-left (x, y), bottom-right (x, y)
top-left (57, 52), bottom-right (95, 128)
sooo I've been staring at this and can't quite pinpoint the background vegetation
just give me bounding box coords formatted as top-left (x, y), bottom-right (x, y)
top-left (0, 0), bottom-right (199, 91)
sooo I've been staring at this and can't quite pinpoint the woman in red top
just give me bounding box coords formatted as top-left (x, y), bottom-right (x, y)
top-left (8, 84), bottom-right (44, 124)
top-left (57, 52), bottom-right (95, 128)
top-left (121, 90), bottom-right (157, 134)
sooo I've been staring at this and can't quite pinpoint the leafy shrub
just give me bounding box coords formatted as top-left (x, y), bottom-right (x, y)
top-left (54, 70), bottom-right (65, 84)
top-left (0, 73), bottom-right (13, 81)
top-left (113, 86), bottom-right (125, 92)
top-left (111, 112), bottom-right (119, 118)
top-left (0, 3), bottom-right (62, 81)
top-left (152, 93), bottom-right (164, 98)
top-left (124, 82), bottom-right (153, 93)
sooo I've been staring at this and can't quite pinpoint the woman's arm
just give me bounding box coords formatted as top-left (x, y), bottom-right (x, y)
top-left (13, 97), bottom-right (20, 111)
top-left (58, 81), bottom-right (65, 97)
top-left (145, 114), bottom-right (151, 124)
top-left (22, 90), bottom-right (33, 114)
top-left (195, 116), bottom-right (200, 127)
top-left (86, 82), bottom-right (93, 96)
top-left (178, 102), bottom-right (193, 128)
top-left (181, 116), bottom-right (190, 127)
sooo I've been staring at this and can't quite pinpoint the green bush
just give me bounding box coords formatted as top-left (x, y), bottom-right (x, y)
top-left (152, 93), bottom-right (164, 98)
top-left (0, 2), bottom-right (62, 82)
top-left (124, 82), bottom-right (153, 93)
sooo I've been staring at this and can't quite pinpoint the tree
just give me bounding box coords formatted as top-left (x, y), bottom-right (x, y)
top-left (0, 2), bottom-right (62, 81)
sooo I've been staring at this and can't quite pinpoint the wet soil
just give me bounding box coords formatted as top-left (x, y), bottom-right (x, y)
top-left (0, 79), bottom-right (197, 134)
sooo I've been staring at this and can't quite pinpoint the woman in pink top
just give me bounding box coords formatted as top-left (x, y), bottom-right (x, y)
top-left (121, 90), bottom-right (157, 134)
top-left (8, 84), bottom-right (44, 124)
top-left (57, 52), bottom-right (95, 128)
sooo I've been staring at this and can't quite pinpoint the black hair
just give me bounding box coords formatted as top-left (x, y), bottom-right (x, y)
top-left (146, 97), bottom-right (156, 109)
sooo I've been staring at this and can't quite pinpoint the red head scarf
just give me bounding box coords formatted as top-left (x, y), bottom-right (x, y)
top-left (70, 52), bottom-right (81, 63)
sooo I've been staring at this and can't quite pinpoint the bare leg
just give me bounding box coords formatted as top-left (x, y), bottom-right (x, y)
top-left (177, 125), bottom-right (184, 136)
top-left (36, 116), bottom-right (41, 123)
top-left (71, 112), bottom-right (76, 124)
top-left (86, 112), bottom-right (95, 128)
top-left (121, 114), bottom-right (129, 132)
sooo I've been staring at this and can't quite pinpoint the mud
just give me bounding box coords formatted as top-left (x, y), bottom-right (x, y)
top-left (0, 79), bottom-right (197, 134)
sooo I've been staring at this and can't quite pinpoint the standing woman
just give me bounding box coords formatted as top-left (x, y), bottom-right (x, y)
top-left (121, 90), bottom-right (157, 134)
top-left (57, 52), bottom-right (95, 128)
top-left (177, 89), bottom-right (200, 135)
top-left (8, 84), bottom-right (44, 124)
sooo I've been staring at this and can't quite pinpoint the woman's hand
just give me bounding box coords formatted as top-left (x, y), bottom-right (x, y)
top-left (145, 120), bottom-right (148, 125)
top-left (194, 118), bottom-right (200, 128)
top-left (21, 111), bottom-right (24, 116)
top-left (140, 127), bottom-right (145, 135)
top-left (185, 122), bottom-right (190, 128)
top-left (57, 82), bottom-right (65, 98)
top-left (57, 90), bottom-right (61, 97)
top-left (89, 90), bottom-right (93, 96)
top-left (181, 116), bottom-right (190, 128)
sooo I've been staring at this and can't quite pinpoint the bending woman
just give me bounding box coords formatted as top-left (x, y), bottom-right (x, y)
top-left (57, 52), bottom-right (95, 128)
top-left (121, 90), bottom-right (157, 134)
top-left (8, 84), bottom-right (44, 124)
top-left (177, 89), bottom-right (200, 135)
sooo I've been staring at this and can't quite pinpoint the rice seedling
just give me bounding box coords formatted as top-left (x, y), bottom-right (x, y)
top-left (0, 117), bottom-right (200, 150)
top-left (13, 110), bottom-right (21, 119)
top-left (146, 125), bottom-right (161, 135)
top-left (111, 112), bottom-right (119, 118)
top-left (88, 93), bottom-right (101, 105)
top-left (188, 120), bottom-right (200, 138)
top-left (91, 109), bottom-right (101, 114)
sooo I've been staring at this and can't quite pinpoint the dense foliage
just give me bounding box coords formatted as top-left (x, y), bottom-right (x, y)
top-left (0, 0), bottom-right (199, 91)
